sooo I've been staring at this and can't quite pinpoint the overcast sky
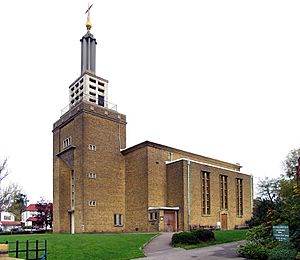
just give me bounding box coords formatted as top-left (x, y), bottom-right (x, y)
top-left (0, 1), bottom-right (300, 203)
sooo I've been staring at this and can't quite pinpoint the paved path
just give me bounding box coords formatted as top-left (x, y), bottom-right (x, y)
top-left (135, 233), bottom-right (246, 260)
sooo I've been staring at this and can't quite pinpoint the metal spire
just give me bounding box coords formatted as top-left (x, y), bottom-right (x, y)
top-left (85, 3), bottom-right (93, 31)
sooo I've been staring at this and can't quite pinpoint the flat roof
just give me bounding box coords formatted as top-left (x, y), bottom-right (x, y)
top-left (121, 140), bottom-right (242, 170)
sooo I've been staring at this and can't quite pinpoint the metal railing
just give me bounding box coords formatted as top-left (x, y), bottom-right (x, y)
top-left (3, 240), bottom-right (47, 260)
top-left (61, 94), bottom-right (118, 115)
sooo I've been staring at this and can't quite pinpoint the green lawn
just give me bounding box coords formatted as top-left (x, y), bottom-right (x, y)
top-left (176, 229), bottom-right (248, 249)
top-left (0, 233), bottom-right (156, 260)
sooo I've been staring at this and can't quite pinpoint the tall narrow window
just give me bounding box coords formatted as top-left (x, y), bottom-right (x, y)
top-left (202, 171), bottom-right (210, 215)
top-left (71, 170), bottom-right (75, 210)
top-left (220, 175), bottom-right (228, 210)
top-left (236, 178), bottom-right (243, 216)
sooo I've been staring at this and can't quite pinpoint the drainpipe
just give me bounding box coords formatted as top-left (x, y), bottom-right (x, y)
top-left (187, 160), bottom-right (191, 231)
top-left (250, 175), bottom-right (253, 211)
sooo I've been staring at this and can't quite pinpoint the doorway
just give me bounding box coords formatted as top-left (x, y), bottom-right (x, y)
top-left (221, 213), bottom-right (228, 230)
top-left (164, 211), bottom-right (176, 232)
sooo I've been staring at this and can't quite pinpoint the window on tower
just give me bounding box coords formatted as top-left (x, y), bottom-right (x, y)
top-left (88, 172), bottom-right (96, 179)
top-left (88, 144), bottom-right (96, 151)
top-left (89, 200), bottom-right (96, 206)
top-left (98, 96), bottom-right (104, 107)
top-left (89, 78), bottom-right (96, 84)
top-left (63, 137), bottom-right (72, 149)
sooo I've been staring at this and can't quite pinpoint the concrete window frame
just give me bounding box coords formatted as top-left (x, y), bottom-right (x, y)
top-left (63, 136), bottom-right (72, 149)
top-left (114, 214), bottom-right (123, 227)
top-left (89, 200), bottom-right (96, 206)
top-left (88, 144), bottom-right (97, 151)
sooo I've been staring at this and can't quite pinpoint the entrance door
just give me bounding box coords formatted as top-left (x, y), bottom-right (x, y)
top-left (164, 212), bottom-right (175, 232)
top-left (221, 213), bottom-right (228, 230)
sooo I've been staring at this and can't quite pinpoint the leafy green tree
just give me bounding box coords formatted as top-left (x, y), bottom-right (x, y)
top-left (247, 198), bottom-right (281, 227)
top-left (8, 193), bottom-right (28, 221)
top-left (282, 147), bottom-right (300, 179)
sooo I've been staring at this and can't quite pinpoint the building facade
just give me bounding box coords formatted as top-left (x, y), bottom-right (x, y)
top-left (53, 11), bottom-right (253, 234)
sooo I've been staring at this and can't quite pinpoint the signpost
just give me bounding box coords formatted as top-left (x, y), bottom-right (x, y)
top-left (272, 224), bottom-right (289, 242)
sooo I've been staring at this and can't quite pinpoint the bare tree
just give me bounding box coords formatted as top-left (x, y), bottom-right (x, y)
top-left (257, 177), bottom-right (279, 204)
top-left (0, 159), bottom-right (9, 182)
top-left (0, 159), bottom-right (22, 211)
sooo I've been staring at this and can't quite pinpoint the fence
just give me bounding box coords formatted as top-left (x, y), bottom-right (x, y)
top-left (2, 240), bottom-right (47, 260)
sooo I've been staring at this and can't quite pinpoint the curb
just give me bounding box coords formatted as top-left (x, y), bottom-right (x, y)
top-left (139, 233), bottom-right (161, 257)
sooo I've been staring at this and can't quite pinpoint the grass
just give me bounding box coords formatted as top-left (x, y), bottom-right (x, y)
top-left (175, 229), bottom-right (248, 249)
top-left (0, 233), bottom-right (156, 260)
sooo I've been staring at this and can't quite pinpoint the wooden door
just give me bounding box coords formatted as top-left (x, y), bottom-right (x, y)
top-left (221, 213), bottom-right (228, 230)
top-left (164, 212), bottom-right (175, 232)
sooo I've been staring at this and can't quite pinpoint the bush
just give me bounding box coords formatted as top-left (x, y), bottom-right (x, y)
top-left (238, 241), bottom-right (270, 260)
top-left (192, 229), bottom-right (215, 242)
top-left (172, 232), bottom-right (198, 245)
top-left (268, 243), bottom-right (297, 260)
top-left (172, 230), bottom-right (215, 245)
top-left (246, 224), bottom-right (272, 244)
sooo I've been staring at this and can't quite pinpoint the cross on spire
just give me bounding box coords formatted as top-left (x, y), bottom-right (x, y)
top-left (85, 3), bottom-right (93, 31)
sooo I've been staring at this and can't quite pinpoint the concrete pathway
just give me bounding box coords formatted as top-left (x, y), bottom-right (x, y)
top-left (143, 233), bottom-right (175, 255)
top-left (135, 233), bottom-right (246, 260)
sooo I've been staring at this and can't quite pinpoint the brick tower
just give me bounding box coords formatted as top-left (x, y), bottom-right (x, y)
top-left (53, 6), bottom-right (126, 233)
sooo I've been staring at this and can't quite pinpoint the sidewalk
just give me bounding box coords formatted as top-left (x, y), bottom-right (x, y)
top-left (135, 233), bottom-right (246, 260)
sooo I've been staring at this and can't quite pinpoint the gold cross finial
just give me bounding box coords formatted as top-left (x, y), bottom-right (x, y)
top-left (85, 3), bottom-right (93, 31)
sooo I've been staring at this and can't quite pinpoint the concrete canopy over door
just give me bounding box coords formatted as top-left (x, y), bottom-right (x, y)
top-left (148, 206), bottom-right (179, 232)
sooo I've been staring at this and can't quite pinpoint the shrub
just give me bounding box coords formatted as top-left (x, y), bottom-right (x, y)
top-left (246, 224), bottom-right (272, 244)
top-left (268, 243), bottom-right (298, 260)
top-left (171, 232), bottom-right (198, 245)
top-left (192, 229), bottom-right (215, 242)
top-left (238, 241), bottom-right (270, 260)
top-left (172, 230), bottom-right (215, 245)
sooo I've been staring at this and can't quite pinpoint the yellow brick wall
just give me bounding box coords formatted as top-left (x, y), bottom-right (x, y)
top-left (166, 160), bottom-right (252, 231)
top-left (81, 112), bottom-right (126, 232)
top-left (124, 148), bottom-right (149, 232)
top-left (53, 103), bottom-right (126, 233)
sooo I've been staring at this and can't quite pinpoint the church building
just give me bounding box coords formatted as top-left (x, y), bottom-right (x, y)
top-left (53, 8), bottom-right (253, 234)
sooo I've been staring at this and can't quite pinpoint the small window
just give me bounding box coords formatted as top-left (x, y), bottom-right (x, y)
top-left (75, 83), bottom-right (79, 87)
top-left (98, 95), bottom-right (104, 107)
top-left (4, 216), bottom-right (11, 220)
top-left (88, 173), bottom-right (96, 179)
top-left (88, 144), bottom-right (96, 151)
top-left (89, 98), bottom-right (96, 103)
top-left (149, 212), bottom-right (158, 221)
top-left (114, 214), bottom-right (123, 226)
top-left (89, 91), bottom-right (96, 96)
top-left (98, 88), bottom-right (104, 93)
top-left (98, 81), bottom-right (105, 86)
top-left (79, 78), bottom-right (84, 83)
top-left (63, 137), bottom-right (71, 149)
top-left (89, 200), bottom-right (96, 206)
top-left (89, 78), bottom-right (96, 84)
top-left (89, 85), bottom-right (96, 90)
